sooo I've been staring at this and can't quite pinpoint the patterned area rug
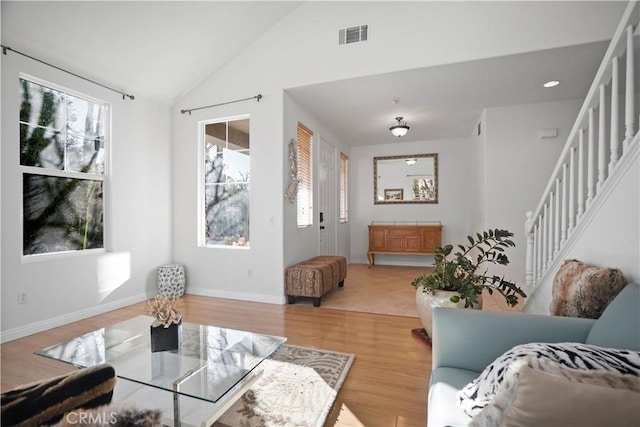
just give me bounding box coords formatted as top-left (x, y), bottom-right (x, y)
top-left (213, 344), bottom-right (354, 427)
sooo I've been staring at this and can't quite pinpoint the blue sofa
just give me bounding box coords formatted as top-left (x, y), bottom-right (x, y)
top-left (428, 283), bottom-right (640, 427)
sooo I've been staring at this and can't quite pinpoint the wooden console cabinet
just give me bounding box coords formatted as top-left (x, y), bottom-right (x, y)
top-left (367, 222), bottom-right (442, 266)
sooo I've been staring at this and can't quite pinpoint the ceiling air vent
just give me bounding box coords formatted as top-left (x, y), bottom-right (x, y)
top-left (339, 25), bottom-right (368, 45)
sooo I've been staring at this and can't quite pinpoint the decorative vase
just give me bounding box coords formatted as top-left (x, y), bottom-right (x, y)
top-left (157, 264), bottom-right (186, 298)
top-left (150, 319), bottom-right (182, 353)
top-left (415, 288), bottom-right (483, 338)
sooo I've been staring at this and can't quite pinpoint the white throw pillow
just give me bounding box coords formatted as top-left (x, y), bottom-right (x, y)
top-left (469, 359), bottom-right (640, 427)
top-left (457, 342), bottom-right (640, 417)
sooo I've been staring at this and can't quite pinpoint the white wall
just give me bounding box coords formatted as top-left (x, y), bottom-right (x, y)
top-left (484, 99), bottom-right (583, 285)
top-left (171, 91), bottom-right (286, 305)
top-left (525, 151), bottom-right (639, 314)
top-left (470, 110), bottom-right (488, 233)
top-left (1, 53), bottom-right (172, 341)
top-left (350, 138), bottom-right (472, 266)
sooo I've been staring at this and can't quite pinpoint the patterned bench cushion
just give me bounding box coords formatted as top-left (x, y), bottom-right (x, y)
top-left (285, 256), bottom-right (347, 298)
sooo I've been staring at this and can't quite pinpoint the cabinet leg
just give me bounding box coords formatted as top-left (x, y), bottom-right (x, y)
top-left (312, 297), bottom-right (321, 307)
top-left (367, 252), bottom-right (375, 267)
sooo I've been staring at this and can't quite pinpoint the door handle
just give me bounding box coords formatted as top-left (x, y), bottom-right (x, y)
top-left (320, 226), bottom-right (325, 230)
top-left (320, 212), bottom-right (324, 222)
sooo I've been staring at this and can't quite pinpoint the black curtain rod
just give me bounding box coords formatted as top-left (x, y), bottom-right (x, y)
top-left (180, 94), bottom-right (262, 115)
top-left (1, 44), bottom-right (135, 100)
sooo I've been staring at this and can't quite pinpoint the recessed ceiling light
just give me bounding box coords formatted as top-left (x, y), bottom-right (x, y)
top-left (543, 80), bottom-right (560, 88)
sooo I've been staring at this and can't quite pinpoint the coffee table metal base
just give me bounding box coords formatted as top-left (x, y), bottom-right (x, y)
top-left (115, 369), bottom-right (263, 427)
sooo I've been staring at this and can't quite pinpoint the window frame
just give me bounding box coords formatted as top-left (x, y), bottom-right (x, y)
top-left (197, 114), bottom-right (251, 249)
top-left (19, 73), bottom-right (110, 261)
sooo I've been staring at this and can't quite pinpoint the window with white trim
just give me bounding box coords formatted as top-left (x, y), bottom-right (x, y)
top-left (20, 76), bottom-right (108, 256)
top-left (296, 123), bottom-right (313, 227)
top-left (339, 152), bottom-right (348, 223)
top-left (200, 116), bottom-right (250, 247)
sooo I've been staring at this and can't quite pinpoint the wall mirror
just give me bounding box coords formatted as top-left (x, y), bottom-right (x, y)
top-left (373, 153), bottom-right (438, 204)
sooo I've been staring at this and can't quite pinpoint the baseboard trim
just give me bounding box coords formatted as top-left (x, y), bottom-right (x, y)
top-left (187, 287), bottom-right (285, 305)
top-left (0, 293), bottom-right (150, 344)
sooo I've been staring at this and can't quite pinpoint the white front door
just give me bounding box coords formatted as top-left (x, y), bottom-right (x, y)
top-left (318, 136), bottom-right (337, 255)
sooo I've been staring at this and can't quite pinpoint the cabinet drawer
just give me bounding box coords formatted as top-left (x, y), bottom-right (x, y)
top-left (387, 227), bottom-right (421, 237)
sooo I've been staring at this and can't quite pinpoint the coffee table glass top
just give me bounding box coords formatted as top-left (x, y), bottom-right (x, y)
top-left (35, 315), bottom-right (286, 403)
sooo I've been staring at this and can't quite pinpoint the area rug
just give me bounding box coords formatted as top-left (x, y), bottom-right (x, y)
top-left (213, 344), bottom-right (355, 427)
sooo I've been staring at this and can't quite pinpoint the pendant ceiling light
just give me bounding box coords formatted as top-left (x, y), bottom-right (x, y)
top-left (389, 116), bottom-right (410, 137)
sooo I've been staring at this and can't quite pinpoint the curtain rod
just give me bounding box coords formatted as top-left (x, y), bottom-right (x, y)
top-left (1, 44), bottom-right (135, 100)
top-left (180, 94), bottom-right (262, 115)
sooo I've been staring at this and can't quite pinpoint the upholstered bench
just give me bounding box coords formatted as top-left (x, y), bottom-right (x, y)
top-left (285, 255), bottom-right (347, 307)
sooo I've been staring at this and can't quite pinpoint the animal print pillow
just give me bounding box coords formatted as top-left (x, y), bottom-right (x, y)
top-left (457, 342), bottom-right (640, 417)
top-left (551, 259), bottom-right (627, 318)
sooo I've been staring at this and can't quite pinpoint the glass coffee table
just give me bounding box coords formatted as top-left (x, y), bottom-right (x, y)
top-left (36, 315), bottom-right (286, 426)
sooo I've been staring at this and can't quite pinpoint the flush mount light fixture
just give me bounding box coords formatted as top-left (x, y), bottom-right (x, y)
top-left (543, 80), bottom-right (560, 88)
top-left (406, 158), bottom-right (417, 165)
top-left (389, 116), bottom-right (410, 137)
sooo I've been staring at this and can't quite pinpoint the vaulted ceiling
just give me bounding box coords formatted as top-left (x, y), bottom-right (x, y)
top-left (1, 1), bottom-right (301, 104)
top-left (2, 1), bottom-right (628, 144)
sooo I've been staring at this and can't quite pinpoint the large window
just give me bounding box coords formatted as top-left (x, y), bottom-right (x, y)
top-left (201, 116), bottom-right (250, 247)
top-left (296, 123), bottom-right (313, 227)
top-left (340, 152), bottom-right (348, 223)
top-left (19, 76), bottom-right (108, 256)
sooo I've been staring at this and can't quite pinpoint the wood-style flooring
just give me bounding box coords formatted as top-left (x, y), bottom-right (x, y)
top-left (0, 264), bottom-right (518, 427)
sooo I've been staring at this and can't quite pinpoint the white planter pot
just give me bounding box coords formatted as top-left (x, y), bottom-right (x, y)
top-left (415, 288), bottom-right (483, 338)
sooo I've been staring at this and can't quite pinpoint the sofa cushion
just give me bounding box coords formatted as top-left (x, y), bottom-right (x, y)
top-left (470, 359), bottom-right (640, 427)
top-left (457, 342), bottom-right (640, 417)
top-left (587, 283), bottom-right (640, 350)
top-left (427, 367), bottom-right (476, 427)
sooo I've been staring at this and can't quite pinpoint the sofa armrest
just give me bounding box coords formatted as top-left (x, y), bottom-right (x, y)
top-left (431, 307), bottom-right (596, 373)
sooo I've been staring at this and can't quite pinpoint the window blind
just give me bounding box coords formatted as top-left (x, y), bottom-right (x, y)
top-left (340, 152), bottom-right (348, 223)
top-left (297, 123), bottom-right (313, 227)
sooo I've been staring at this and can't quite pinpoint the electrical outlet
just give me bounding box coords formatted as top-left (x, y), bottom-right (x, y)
top-left (17, 292), bottom-right (28, 304)
top-left (247, 268), bottom-right (253, 277)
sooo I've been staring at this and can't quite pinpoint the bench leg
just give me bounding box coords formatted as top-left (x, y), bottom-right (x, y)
top-left (287, 295), bottom-right (296, 304)
top-left (312, 297), bottom-right (321, 307)
top-left (338, 280), bottom-right (344, 287)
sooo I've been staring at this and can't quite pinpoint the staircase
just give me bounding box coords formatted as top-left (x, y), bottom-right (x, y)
top-left (523, 1), bottom-right (640, 313)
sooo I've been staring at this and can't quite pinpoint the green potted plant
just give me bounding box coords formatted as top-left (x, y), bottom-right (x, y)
top-left (411, 228), bottom-right (527, 337)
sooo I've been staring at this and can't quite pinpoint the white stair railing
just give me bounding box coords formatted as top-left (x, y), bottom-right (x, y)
top-left (525, 0), bottom-right (640, 293)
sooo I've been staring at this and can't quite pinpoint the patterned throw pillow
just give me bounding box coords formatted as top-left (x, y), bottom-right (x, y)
top-left (550, 259), bottom-right (627, 318)
top-left (53, 406), bottom-right (162, 426)
top-left (457, 342), bottom-right (640, 417)
top-left (1, 364), bottom-right (116, 426)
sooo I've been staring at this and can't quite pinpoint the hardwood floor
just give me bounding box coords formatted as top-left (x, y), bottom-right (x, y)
top-left (0, 266), bottom-right (433, 427)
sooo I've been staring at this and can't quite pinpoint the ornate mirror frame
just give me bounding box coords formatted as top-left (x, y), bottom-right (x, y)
top-left (373, 153), bottom-right (438, 204)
